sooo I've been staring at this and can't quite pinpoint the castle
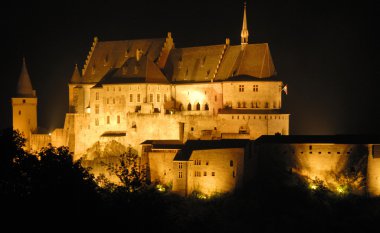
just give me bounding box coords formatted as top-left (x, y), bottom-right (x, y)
top-left (11, 4), bottom-right (380, 196)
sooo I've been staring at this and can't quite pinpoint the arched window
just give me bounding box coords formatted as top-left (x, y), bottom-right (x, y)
top-left (187, 103), bottom-right (192, 111)
top-left (204, 103), bottom-right (209, 111)
top-left (196, 103), bottom-right (200, 110)
top-left (237, 102), bottom-right (241, 108)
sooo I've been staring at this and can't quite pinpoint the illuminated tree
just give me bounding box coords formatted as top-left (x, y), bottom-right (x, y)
top-left (107, 145), bottom-right (146, 192)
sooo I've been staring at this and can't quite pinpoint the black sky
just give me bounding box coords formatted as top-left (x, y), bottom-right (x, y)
top-left (0, 0), bottom-right (378, 135)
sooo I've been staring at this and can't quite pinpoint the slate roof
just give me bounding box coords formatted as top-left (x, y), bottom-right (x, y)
top-left (81, 38), bottom-right (165, 83)
top-left (140, 140), bottom-right (183, 150)
top-left (16, 58), bottom-right (35, 97)
top-left (95, 55), bottom-right (169, 85)
top-left (255, 135), bottom-right (380, 144)
top-left (77, 36), bottom-right (277, 85)
top-left (70, 64), bottom-right (82, 83)
top-left (174, 139), bottom-right (250, 161)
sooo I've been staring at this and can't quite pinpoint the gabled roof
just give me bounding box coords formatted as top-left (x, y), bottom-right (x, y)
top-left (82, 38), bottom-right (165, 83)
top-left (164, 43), bottom-right (276, 83)
top-left (164, 44), bottom-right (226, 82)
top-left (255, 135), bottom-right (380, 144)
top-left (96, 55), bottom-right (169, 85)
top-left (16, 58), bottom-right (35, 97)
top-left (216, 44), bottom-right (276, 80)
top-left (174, 139), bottom-right (250, 161)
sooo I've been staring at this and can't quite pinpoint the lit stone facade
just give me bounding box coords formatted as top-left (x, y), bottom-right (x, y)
top-left (255, 135), bottom-right (380, 196)
top-left (10, 4), bottom-right (380, 197)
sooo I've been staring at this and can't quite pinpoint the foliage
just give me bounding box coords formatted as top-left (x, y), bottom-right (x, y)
top-left (0, 129), bottom-right (98, 220)
top-left (106, 145), bottom-right (146, 192)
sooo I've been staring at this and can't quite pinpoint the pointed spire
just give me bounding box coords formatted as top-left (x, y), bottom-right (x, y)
top-left (70, 64), bottom-right (82, 83)
top-left (16, 57), bottom-right (35, 97)
top-left (241, 2), bottom-right (249, 46)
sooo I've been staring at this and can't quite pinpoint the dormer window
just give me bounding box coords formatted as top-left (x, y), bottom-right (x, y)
top-left (122, 66), bottom-right (127, 75)
top-left (104, 55), bottom-right (109, 66)
top-left (124, 49), bottom-right (129, 58)
top-left (178, 57), bottom-right (183, 69)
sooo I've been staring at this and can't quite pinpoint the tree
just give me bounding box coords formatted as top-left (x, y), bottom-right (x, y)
top-left (107, 145), bottom-right (146, 192)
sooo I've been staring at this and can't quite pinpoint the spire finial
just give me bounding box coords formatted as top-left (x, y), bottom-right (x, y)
top-left (241, 1), bottom-right (249, 47)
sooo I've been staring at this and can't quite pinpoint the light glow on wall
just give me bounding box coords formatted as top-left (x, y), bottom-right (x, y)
top-left (188, 91), bottom-right (206, 104)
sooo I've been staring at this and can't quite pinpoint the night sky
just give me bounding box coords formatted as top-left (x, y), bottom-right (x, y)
top-left (0, 0), bottom-right (377, 135)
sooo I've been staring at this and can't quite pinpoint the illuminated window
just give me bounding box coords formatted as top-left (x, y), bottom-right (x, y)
top-left (130, 94), bottom-right (133, 102)
top-left (179, 162), bottom-right (183, 169)
top-left (137, 94), bottom-right (141, 102)
top-left (230, 160), bottom-right (233, 167)
top-left (178, 172), bottom-right (183, 178)
top-left (117, 115), bottom-right (120, 124)
top-left (239, 85), bottom-right (244, 92)
top-left (150, 94), bottom-right (153, 102)
top-left (95, 104), bottom-right (99, 114)
top-left (157, 94), bottom-right (160, 102)
top-left (107, 116), bottom-right (110, 124)
top-left (253, 85), bottom-right (258, 92)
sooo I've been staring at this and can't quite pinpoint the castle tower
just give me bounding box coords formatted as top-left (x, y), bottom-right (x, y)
top-left (241, 2), bottom-right (249, 48)
top-left (12, 57), bottom-right (37, 149)
top-left (68, 64), bottom-right (85, 113)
